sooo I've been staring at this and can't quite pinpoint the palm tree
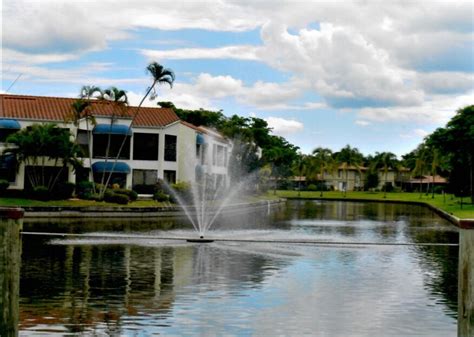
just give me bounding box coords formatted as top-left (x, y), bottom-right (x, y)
top-left (97, 87), bottom-right (129, 193)
top-left (413, 145), bottom-right (428, 198)
top-left (69, 86), bottom-right (103, 193)
top-left (335, 145), bottom-right (364, 197)
top-left (103, 62), bottom-right (175, 192)
top-left (312, 147), bottom-right (334, 197)
top-left (292, 153), bottom-right (307, 197)
top-left (372, 152), bottom-right (398, 198)
top-left (68, 99), bottom-right (96, 192)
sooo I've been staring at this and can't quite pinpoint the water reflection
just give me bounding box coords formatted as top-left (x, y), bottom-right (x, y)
top-left (16, 201), bottom-right (466, 336)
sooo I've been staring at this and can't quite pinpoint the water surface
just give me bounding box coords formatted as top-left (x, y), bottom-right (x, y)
top-left (19, 200), bottom-right (458, 336)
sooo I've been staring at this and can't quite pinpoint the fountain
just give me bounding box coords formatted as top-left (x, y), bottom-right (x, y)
top-left (163, 137), bottom-right (257, 242)
top-left (164, 171), bottom-right (254, 243)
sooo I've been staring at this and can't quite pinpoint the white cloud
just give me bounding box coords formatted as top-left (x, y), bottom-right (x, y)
top-left (265, 117), bottom-right (304, 136)
top-left (358, 90), bottom-right (474, 125)
top-left (3, 0), bottom-right (472, 126)
top-left (400, 128), bottom-right (430, 139)
top-left (415, 72), bottom-right (474, 94)
top-left (355, 120), bottom-right (371, 127)
top-left (141, 46), bottom-right (260, 61)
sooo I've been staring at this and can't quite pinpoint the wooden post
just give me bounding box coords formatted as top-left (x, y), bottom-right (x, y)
top-left (0, 208), bottom-right (23, 337)
top-left (459, 228), bottom-right (474, 337)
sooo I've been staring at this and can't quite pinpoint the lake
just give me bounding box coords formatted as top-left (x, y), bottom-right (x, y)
top-left (16, 200), bottom-right (459, 336)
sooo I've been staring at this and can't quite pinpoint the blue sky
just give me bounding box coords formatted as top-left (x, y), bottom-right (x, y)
top-left (1, 0), bottom-right (473, 157)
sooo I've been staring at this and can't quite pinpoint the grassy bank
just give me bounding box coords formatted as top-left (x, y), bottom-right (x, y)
top-left (1, 190), bottom-right (472, 219)
top-left (271, 190), bottom-right (474, 219)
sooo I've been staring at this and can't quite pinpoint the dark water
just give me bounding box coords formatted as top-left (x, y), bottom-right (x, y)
top-left (17, 201), bottom-right (458, 336)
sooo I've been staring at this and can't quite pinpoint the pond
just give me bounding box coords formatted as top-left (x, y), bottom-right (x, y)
top-left (16, 201), bottom-right (460, 335)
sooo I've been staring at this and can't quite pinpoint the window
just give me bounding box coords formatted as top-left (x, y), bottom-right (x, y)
top-left (133, 169), bottom-right (157, 185)
top-left (164, 170), bottom-right (176, 184)
top-left (164, 135), bottom-right (177, 162)
top-left (133, 133), bottom-right (158, 160)
top-left (212, 144), bottom-right (226, 167)
top-left (93, 134), bottom-right (130, 159)
top-left (93, 172), bottom-right (126, 188)
top-left (0, 154), bottom-right (17, 183)
top-left (0, 129), bottom-right (18, 143)
top-left (77, 130), bottom-right (90, 157)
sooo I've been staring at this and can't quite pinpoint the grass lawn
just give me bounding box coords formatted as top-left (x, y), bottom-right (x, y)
top-left (271, 190), bottom-right (474, 219)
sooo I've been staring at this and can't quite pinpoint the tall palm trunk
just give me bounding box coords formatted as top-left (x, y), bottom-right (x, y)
top-left (102, 83), bottom-right (156, 194)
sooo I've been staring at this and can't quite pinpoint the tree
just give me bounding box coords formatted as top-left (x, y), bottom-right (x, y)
top-left (4, 123), bottom-right (82, 191)
top-left (427, 105), bottom-right (474, 203)
top-left (335, 145), bottom-right (364, 196)
top-left (101, 63), bottom-right (175, 194)
top-left (312, 147), bottom-right (335, 197)
top-left (98, 87), bottom-right (129, 192)
top-left (372, 152), bottom-right (398, 198)
top-left (412, 144), bottom-right (429, 198)
top-left (292, 153), bottom-right (308, 196)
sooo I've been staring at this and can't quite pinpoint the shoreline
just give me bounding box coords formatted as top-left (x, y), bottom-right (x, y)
top-left (3, 196), bottom-right (473, 229)
top-left (283, 196), bottom-right (474, 229)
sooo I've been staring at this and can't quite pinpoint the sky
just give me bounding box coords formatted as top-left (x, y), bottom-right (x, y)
top-left (1, 0), bottom-right (473, 157)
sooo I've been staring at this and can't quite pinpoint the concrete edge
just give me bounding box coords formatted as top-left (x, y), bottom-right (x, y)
top-left (0, 207), bottom-right (25, 219)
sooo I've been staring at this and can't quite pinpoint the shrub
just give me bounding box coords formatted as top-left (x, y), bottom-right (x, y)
top-left (53, 182), bottom-right (75, 200)
top-left (76, 181), bottom-right (94, 199)
top-left (31, 186), bottom-right (50, 201)
top-left (103, 189), bottom-right (115, 201)
top-left (153, 191), bottom-right (170, 202)
top-left (171, 181), bottom-right (191, 193)
top-left (114, 188), bottom-right (138, 201)
top-left (103, 190), bottom-right (129, 204)
top-left (0, 179), bottom-right (9, 194)
top-left (306, 184), bottom-right (318, 191)
top-left (433, 186), bottom-right (445, 194)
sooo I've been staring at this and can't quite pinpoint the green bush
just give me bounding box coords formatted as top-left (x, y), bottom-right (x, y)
top-left (53, 182), bottom-right (75, 200)
top-left (0, 179), bottom-right (9, 194)
top-left (153, 191), bottom-right (170, 202)
top-left (103, 190), bottom-right (129, 204)
top-left (109, 193), bottom-right (130, 205)
top-left (31, 186), bottom-right (50, 201)
top-left (171, 181), bottom-right (191, 193)
top-left (113, 188), bottom-right (138, 201)
top-left (306, 184), bottom-right (318, 191)
top-left (103, 189), bottom-right (115, 201)
top-left (433, 185), bottom-right (445, 194)
top-left (76, 181), bottom-right (94, 199)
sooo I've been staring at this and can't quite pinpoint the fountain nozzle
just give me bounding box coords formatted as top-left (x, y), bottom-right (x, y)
top-left (186, 235), bottom-right (214, 243)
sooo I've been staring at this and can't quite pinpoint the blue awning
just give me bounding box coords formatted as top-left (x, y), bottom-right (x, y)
top-left (0, 119), bottom-right (21, 130)
top-left (93, 124), bottom-right (132, 135)
top-left (196, 133), bottom-right (205, 145)
top-left (92, 162), bottom-right (131, 174)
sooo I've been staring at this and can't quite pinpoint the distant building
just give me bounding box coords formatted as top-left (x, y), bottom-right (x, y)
top-left (0, 94), bottom-right (231, 190)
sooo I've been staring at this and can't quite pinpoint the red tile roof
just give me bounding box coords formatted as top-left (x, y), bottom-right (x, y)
top-left (0, 94), bottom-right (180, 127)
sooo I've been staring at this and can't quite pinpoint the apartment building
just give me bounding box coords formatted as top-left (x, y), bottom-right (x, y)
top-left (0, 94), bottom-right (231, 190)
